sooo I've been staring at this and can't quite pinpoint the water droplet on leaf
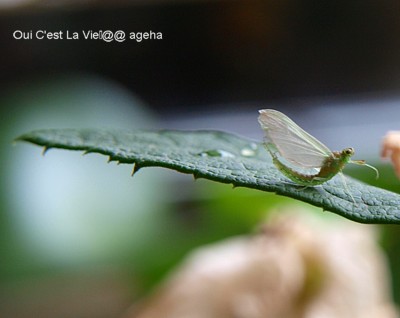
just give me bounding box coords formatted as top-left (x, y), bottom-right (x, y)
top-left (198, 149), bottom-right (235, 158)
top-left (240, 143), bottom-right (258, 157)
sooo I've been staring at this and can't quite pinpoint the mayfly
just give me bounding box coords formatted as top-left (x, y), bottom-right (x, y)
top-left (258, 109), bottom-right (379, 190)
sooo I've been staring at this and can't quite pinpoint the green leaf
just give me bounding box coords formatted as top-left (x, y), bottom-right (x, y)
top-left (16, 128), bottom-right (400, 224)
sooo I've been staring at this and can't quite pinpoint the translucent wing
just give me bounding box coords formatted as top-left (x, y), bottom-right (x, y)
top-left (258, 109), bottom-right (331, 168)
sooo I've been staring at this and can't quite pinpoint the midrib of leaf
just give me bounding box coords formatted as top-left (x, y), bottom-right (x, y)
top-left (16, 128), bottom-right (400, 224)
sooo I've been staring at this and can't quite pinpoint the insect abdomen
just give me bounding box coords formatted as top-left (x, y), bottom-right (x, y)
top-left (272, 157), bottom-right (327, 186)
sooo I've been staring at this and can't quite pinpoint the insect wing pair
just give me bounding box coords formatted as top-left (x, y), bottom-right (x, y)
top-left (258, 109), bottom-right (378, 188)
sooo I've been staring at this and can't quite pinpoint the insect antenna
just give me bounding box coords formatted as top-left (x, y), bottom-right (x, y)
top-left (350, 160), bottom-right (379, 179)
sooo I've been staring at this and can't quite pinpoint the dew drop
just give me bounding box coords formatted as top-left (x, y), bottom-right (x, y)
top-left (240, 148), bottom-right (255, 157)
top-left (240, 143), bottom-right (258, 157)
top-left (198, 149), bottom-right (235, 158)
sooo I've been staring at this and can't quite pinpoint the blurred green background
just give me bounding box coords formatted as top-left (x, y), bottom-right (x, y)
top-left (1, 1), bottom-right (400, 317)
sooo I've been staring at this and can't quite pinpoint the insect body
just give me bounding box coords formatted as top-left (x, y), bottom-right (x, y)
top-left (258, 109), bottom-right (378, 186)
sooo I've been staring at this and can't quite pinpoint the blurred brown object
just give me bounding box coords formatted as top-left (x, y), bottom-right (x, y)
top-left (0, 268), bottom-right (132, 318)
top-left (382, 131), bottom-right (400, 178)
top-left (124, 207), bottom-right (398, 318)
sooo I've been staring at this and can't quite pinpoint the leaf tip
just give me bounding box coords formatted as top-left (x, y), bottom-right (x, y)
top-left (42, 146), bottom-right (51, 156)
top-left (82, 148), bottom-right (96, 156)
top-left (131, 164), bottom-right (141, 176)
top-left (193, 173), bottom-right (203, 180)
top-left (107, 157), bottom-right (123, 165)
